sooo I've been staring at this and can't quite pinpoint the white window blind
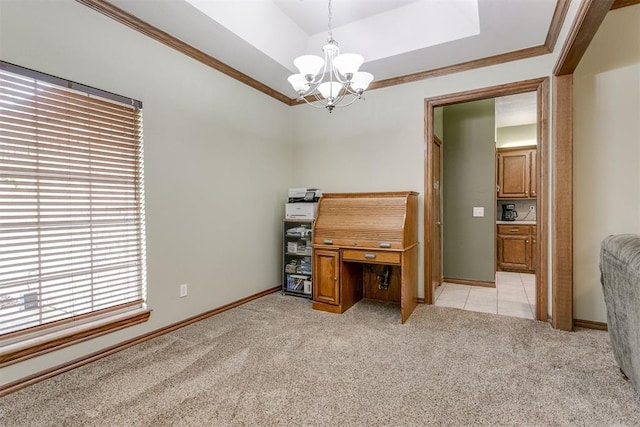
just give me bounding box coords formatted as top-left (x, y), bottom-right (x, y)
top-left (0, 63), bottom-right (145, 338)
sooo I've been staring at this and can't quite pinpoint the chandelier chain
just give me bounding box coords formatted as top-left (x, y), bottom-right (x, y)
top-left (327, 0), bottom-right (333, 39)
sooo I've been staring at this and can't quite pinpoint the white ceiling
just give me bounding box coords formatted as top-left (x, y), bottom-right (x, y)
top-left (108, 0), bottom-right (559, 98)
top-left (273, 0), bottom-right (418, 36)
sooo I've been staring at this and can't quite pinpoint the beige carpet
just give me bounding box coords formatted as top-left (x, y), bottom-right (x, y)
top-left (1, 293), bottom-right (639, 426)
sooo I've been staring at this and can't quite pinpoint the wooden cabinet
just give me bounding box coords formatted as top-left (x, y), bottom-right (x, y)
top-left (529, 150), bottom-right (536, 197)
top-left (497, 147), bottom-right (536, 199)
top-left (313, 249), bottom-right (340, 305)
top-left (496, 224), bottom-right (536, 273)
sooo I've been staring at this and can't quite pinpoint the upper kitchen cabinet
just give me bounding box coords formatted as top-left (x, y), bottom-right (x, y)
top-left (496, 146), bottom-right (536, 199)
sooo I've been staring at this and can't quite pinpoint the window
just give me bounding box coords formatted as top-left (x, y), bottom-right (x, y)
top-left (0, 62), bottom-right (148, 363)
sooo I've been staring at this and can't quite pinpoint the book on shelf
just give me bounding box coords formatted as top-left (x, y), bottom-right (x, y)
top-left (286, 274), bottom-right (307, 290)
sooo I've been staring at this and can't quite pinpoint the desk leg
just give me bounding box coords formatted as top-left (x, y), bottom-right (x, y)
top-left (401, 246), bottom-right (419, 323)
top-left (340, 261), bottom-right (364, 312)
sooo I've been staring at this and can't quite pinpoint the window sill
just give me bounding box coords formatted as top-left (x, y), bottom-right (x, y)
top-left (0, 308), bottom-right (151, 368)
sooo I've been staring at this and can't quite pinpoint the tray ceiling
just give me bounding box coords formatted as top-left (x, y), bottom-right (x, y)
top-left (105, 0), bottom-right (561, 98)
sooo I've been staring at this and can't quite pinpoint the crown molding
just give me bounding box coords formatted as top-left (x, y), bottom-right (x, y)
top-left (553, 0), bottom-right (616, 76)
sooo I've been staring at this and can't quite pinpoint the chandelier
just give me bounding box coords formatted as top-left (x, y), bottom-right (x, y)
top-left (287, 0), bottom-right (374, 113)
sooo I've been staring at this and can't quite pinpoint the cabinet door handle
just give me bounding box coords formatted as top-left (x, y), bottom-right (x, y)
top-left (323, 239), bottom-right (333, 245)
top-left (379, 242), bottom-right (391, 248)
top-left (334, 276), bottom-right (337, 281)
top-left (510, 228), bottom-right (519, 232)
top-left (364, 253), bottom-right (376, 259)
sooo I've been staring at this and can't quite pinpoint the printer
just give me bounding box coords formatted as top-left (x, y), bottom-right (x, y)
top-left (288, 188), bottom-right (322, 203)
top-left (286, 188), bottom-right (321, 219)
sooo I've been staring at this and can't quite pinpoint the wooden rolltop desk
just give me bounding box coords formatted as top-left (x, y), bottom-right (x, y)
top-left (312, 191), bottom-right (419, 323)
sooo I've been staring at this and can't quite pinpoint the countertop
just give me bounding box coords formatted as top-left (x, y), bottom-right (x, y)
top-left (496, 220), bottom-right (536, 225)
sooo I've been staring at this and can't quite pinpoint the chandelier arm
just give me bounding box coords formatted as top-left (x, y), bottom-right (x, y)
top-left (297, 90), bottom-right (330, 107)
top-left (304, 89), bottom-right (328, 106)
top-left (319, 58), bottom-right (331, 84)
top-left (335, 86), bottom-right (358, 100)
top-left (304, 82), bottom-right (320, 96)
top-left (333, 96), bottom-right (362, 108)
top-left (298, 90), bottom-right (364, 110)
top-left (345, 86), bottom-right (361, 96)
top-left (299, 97), bottom-right (330, 109)
top-left (330, 71), bottom-right (350, 85)
top-left (331, 90), bottom-right (347, 105)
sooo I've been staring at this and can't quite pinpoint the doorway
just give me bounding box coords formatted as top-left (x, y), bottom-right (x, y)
top-left (424, 78), bottom-right (548, 322)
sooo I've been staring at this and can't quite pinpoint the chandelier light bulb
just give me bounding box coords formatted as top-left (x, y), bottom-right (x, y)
top-left (288, 74), bottom-right (309, 93)
top-left (293, 55), bottom-right (324, 79)
top-left (333, 53), bottom-right (364, 79)
top-left (317, 81), bottom-right (342, 100)
top-left (350, 72), bottom-right (374, 93)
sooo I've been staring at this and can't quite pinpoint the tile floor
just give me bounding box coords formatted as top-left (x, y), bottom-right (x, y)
top-left (434, 271), bottom-right (535, 319)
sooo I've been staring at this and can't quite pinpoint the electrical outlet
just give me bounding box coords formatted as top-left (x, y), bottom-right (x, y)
top-left (179, 283), bottom-right (188, 298)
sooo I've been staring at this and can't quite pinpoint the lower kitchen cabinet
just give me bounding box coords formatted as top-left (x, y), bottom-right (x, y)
top-left (496, 224), bottom-right (536, 273)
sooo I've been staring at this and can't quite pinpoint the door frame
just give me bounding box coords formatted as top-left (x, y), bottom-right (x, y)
top-left (424, 77), bottom-right (549, 322)
top-left (430, 135), bottom-right (443, 299)
top-left (550, 0), bottom-right (617, 330)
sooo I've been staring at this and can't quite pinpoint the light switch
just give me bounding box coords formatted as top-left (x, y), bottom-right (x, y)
top-left (473, 207), bottom-right (484, 217)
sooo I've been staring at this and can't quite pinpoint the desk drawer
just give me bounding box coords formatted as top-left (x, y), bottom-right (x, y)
top-left (342, 249), bottom-right (401, 265)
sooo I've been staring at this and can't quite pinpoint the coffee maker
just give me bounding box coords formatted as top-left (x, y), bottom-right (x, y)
top-left (501, 203), bottom-right (518, 221)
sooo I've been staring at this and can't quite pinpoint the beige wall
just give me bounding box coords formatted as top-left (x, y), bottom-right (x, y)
top-left (0, 0), bottom-right (293, 386)
top-left (442, 100), bottom-right (496, 282)
top-left (496, 124), bottom-right (537, 148)
top-left (573, 5), bottom-right (640, 322)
